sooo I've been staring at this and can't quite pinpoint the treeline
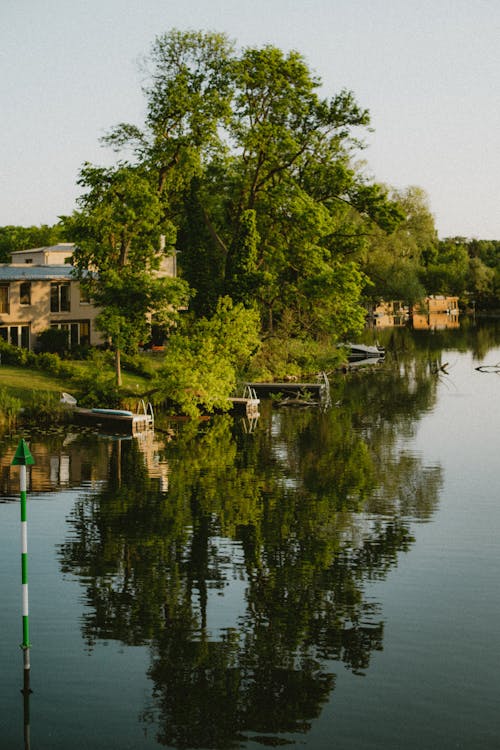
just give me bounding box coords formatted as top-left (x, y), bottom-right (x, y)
top-left (0, 224), bottom-right (67, 261)
top-left (423, 237), bottom-right (500, 309)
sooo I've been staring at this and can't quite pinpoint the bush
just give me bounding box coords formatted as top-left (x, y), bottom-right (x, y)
top-left (37, 328), bottom-right (70, 356)
top-left (74, 369), bottom-right (121, 408)
top-left (0, 339), bottom-right (27, 365)
top-left (120, 351), bottom-right (155, 379)
top-left (22, 391), bottom-right (68, 424)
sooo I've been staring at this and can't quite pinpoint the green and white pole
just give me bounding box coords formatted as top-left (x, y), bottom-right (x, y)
top-left (11, 439), bottom-right (35, 671)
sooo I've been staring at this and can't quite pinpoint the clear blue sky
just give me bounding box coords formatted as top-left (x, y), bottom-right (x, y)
top-left (1, 0), bottom-right (499, 238)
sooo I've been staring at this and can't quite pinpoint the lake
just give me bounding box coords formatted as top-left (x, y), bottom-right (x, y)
top-left (1, 320), bottom-right (499, 749)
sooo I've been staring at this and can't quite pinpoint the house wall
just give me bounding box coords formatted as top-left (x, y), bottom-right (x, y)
top-left (426, 295), bottom-right (459, 313)
top-left (11, 244), bottom-right (75, 266)
top-left (0, 277), bottom-right (103, 349)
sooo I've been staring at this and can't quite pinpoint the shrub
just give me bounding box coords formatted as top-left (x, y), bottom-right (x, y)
top-left (74, 369), bottom-right (121, 408)
top-left (0, 339), bottom-right (27, 365)
top-left (120, 351), bottom-right (155, 379)
top-left (37, 328), bottom-right (70, 356)
top-left (22, 391), bottom-right (68, 424)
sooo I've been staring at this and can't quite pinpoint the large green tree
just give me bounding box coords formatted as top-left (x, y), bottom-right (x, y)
top-left (102, 30), bottom-right (404, 341)
top-left (63, 163), bottom-right (189, 384)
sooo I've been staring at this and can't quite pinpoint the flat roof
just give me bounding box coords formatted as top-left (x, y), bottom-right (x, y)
top-left (0, 265), bottom-right (75, 281)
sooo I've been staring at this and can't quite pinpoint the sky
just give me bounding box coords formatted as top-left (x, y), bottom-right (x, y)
top-left (1, 0), bottom-right (499, 239)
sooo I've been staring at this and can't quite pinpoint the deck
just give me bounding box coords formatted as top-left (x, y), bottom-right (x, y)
top-left (72, 406), bottom-right (154, 434)
top-left (246, 381), bottom-right (324, 399)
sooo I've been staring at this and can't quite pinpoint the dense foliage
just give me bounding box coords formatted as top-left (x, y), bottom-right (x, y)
top-left (86, 32), bottom-right (404, 339)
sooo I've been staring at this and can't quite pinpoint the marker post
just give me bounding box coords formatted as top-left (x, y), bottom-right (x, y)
top-left (11, 439), bottom-right (35, 671)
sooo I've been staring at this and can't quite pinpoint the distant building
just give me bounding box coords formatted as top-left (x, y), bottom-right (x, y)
top-left (0, 242), bottom-right (177, 350)
top-left (412, 295), bottom-right (460, 329)
top-left (370, 296), bottom-right (460, 329)
top-left (370, 300), bottom-right (410, 328)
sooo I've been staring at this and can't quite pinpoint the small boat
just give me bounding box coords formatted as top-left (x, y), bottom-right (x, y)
top-left (343, 343), bottom-right (385, 361)
top-left (91, 408), bottom-right (134, 417)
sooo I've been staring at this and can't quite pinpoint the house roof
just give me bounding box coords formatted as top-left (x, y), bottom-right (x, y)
top-left (0, 265), bottom-right (75, 281)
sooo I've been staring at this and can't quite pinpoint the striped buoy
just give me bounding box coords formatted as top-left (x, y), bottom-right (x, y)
top-left (11, 439), bottom-right (35, 670)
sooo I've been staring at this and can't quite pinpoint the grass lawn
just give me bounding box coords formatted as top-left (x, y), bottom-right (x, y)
top-left (0, 365), bottom-right (66, 398)
top-left (0, 362), bottom-right (156, 405)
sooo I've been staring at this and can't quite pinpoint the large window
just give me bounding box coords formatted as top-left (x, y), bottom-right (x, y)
top-left (0, 284), bottom-right (9, 314)
top-left (50, 320), bottom-right (90, 348)
top-left (50, 282), bottom-right (70, 312)
top-left (0, 325), bottom-right (30, 349)
top-left (20, 282), bottom-right (31, 305)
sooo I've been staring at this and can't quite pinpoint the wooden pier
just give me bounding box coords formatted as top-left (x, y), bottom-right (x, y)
top-left (228, 384), bottom-right (260, 418)
top-left (246, 381), bottom-right (324, 399)
top-left (228, 397), bottom-right (260, 418)
top-left (71, 402), bottom-right (154, 434)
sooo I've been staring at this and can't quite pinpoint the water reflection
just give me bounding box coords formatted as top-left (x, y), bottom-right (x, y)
top-left (3, 324), bottom-right (500, 747)
top-left (50, 333), bottom-right (452, 747)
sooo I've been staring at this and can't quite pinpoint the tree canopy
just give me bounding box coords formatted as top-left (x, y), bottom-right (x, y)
top-left (98, 30), bottom-right (404, 341)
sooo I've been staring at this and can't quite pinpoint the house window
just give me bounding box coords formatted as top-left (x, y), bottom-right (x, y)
top-left (51, 320), bottom-right (90, 348)
top-left (20, 282), bottom-right (31, 305)
top-left (24, 259), bottom-right (33, 264)
top-left (79, 285), bottom-right (91, 304)
top-left (0, 284), bottom-right (9, 314)
top-left (50, 282), bottom-right (70, 312)
top-left (0, 325), bottom-right (30, 349)
top-left (21, 326), bottom-right (30, 348)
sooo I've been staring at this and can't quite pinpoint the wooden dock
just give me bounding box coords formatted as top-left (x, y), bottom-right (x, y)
top-left (246, 381), bottom-right (324, 399)
top-left (71, 403), bottom-right (154, 434)
top-left (228, 397), bottom-right (260, 418)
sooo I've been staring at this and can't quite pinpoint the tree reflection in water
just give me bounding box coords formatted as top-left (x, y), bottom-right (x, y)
top-left (58, 341), bottom-right (445, 748)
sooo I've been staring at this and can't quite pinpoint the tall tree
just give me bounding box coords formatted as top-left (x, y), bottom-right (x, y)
top-left (101, 31), bottom-right (404, 341)
top-left (63, 163), bottom-right (189, 385)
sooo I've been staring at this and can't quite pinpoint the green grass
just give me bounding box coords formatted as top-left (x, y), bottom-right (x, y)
top-left (0, 365), bottom-right (66, 398)
top-left (0, 362), bottom-right (156, 405)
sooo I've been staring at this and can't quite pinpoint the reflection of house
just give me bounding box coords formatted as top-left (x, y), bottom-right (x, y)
top-left (0, 437), bottom-right (111, 496)
top-left (135, 430), bottom-right (170, 492)
top-left (370, 300), bottom-right (410, 328)
top-left (370, 296), bottom-right (460, 329)
top-left (0, 432), bottom-right (170, 496)
top-left (0, 243), bottom-right (178, 351)
top-left (412, 295), bottom-right (460, 330)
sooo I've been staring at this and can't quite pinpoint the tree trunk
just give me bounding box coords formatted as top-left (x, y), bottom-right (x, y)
top-left (115, 348), bottom-right (122, 387)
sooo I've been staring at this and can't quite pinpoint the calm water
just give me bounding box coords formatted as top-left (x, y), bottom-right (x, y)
top-left (1, 321), bottom-right (500, 749)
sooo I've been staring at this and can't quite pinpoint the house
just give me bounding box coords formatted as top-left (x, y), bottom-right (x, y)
top-left (0, 242), bottom-right (179, 351)
top-left (370, 300), bottom-right (410, 328)
top-left (412, 295), bottom-right (460, 330)
top-left (0, 243), bottom-right (102, 350)
top-left (370, 296), bottom-right (460, 330)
